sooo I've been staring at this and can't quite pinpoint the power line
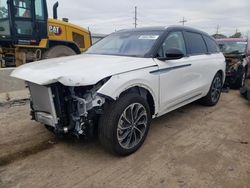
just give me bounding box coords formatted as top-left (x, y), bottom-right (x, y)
top-left (134, 6), bottom-right (138, 28)
top-left (179, 17), bottom-right (187, 26)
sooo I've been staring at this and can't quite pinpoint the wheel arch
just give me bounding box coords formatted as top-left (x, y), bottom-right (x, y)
top-left (118, 86), bottom-right (156, 116)
top-left (47, 40), bottom-right (81, 54)
top-left (217, 69), bottom-right (225, 82)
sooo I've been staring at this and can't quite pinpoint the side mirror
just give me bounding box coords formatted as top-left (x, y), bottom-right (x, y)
top-left (157, 48), bottom-right (184, 61)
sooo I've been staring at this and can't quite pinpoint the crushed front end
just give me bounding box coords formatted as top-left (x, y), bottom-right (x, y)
top-left (28, 80), bottom-right (109, 138)
top-left (224, 54), bottom-right (247, 87)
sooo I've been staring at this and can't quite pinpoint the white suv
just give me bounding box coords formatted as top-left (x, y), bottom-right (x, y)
top-left (12, 26), bottom-right (226, 155)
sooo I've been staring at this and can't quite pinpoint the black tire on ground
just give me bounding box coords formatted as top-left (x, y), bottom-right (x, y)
top-left (200, 72), bottom-right (223, 106)
top-left (240, 79), bottom-right (248, 99)
top-left (42, 45), bottom-right (76, 59)
top-left (231, 67), bottom-right (246, 89)
top-left (98, 93), bottom-right (151, 156)
top-left (240, 89), bottom-right (248, 99)
top-left (44, 124), bottom-right (55, 133)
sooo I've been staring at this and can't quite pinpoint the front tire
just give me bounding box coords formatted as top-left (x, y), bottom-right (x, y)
top-left (200, 72), bottom-right (223, 106)
top-left (44, 124), bottom-right (55, 133)
top-left (98, 94), bottom-right (151, 156)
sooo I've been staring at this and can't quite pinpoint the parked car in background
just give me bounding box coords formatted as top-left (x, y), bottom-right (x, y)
top-left (12, 26), bottom-right (225, 156)
top-left (217, 38), bottom-right (250, 88)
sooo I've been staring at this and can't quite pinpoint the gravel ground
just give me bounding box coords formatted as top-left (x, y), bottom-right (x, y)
top-left (0, 90), bottom-right (250, 188)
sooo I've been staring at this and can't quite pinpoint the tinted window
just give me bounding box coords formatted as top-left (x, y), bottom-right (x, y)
top-left (204, 36), bottom-right (219, 53)
top-left (158, 31), bottom-right (186, 57)
top-left (16, 20), bottom-right (32, 35)
top-left (0, 0), bottom-right (8, 19)
top-left (184, 32), bottom-right (207, 55)
top-left (14, 0), bottom-right (31, 18)
top-left (35, 0), bottom-right (45, 20)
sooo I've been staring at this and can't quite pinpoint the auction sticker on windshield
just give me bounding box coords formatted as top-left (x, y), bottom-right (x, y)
top-left (138, 35), bottom-right (159, 40)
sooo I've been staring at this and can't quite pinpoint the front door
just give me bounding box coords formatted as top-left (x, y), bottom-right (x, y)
top-left (155, 31), bottom-right (205, 115)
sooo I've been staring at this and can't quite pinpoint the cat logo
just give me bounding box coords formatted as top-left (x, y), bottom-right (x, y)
top-left (48, 25), bottom-right (62, 35)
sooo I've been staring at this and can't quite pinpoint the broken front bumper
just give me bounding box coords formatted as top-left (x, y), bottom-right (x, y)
top-left (27, 81), bottom-right (106, 136)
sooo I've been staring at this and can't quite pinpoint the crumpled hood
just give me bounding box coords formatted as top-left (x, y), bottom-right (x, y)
top-left (11, 54), bottom-right (156, 86)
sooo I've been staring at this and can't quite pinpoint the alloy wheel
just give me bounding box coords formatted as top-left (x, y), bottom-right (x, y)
top-left (117, 103), bottom-right (148, 149)
top-left (211, 76), bottom-right (222, 103)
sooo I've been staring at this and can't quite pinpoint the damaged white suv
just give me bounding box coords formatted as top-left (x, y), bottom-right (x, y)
top-left (12, 26), bottom-right (225, 155)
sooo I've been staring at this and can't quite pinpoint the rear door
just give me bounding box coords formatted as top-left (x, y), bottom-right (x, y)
top-left (182, 31), bottom-right (213, 92)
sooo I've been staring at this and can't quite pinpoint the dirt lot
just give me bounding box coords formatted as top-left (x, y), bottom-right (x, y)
top-left (0, 90), bottom-right (250, 188)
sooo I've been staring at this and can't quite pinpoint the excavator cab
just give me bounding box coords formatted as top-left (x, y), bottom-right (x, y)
top-left (0, 0), bottom-right (48, 47)
top-left (0, 0), bottom-right (92, 67)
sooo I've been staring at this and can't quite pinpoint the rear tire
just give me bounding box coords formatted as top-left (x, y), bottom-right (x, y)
top-left (42, 45), bottom-right (76, 59)
top-left (200, 72), bottom-right (223, 106)
top-left (98, 93), bottom-right (151, 156)
top-left (231, 67), bottom-right (246, 89)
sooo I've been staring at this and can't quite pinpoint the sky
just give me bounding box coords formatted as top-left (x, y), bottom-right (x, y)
top-left (47, 0), bottom-right (250, 37)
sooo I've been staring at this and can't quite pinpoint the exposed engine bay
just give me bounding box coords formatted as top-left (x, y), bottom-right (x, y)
top-left (28, 77), bottom-right (111, 138)
top-left (225, 54), bottom-right (247, 73)
top-left (224, 54), bottom-right (248, 87)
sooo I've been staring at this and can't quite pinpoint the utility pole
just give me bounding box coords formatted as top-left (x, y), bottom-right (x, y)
top-left (134, 6), bottom-right (138, 28)
top-left (179, 17), bottom-right (187, 26)
top-left (216, 25), bottom-right (220, 34)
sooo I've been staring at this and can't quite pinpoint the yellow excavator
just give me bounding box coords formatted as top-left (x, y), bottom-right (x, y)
top-left (0, 0), bottom-right (92, 67)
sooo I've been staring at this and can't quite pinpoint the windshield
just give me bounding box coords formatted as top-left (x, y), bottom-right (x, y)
top-left (218, 41), bottom-right (247, 54)
top-left (86, 31), bottom-right (163, 57)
